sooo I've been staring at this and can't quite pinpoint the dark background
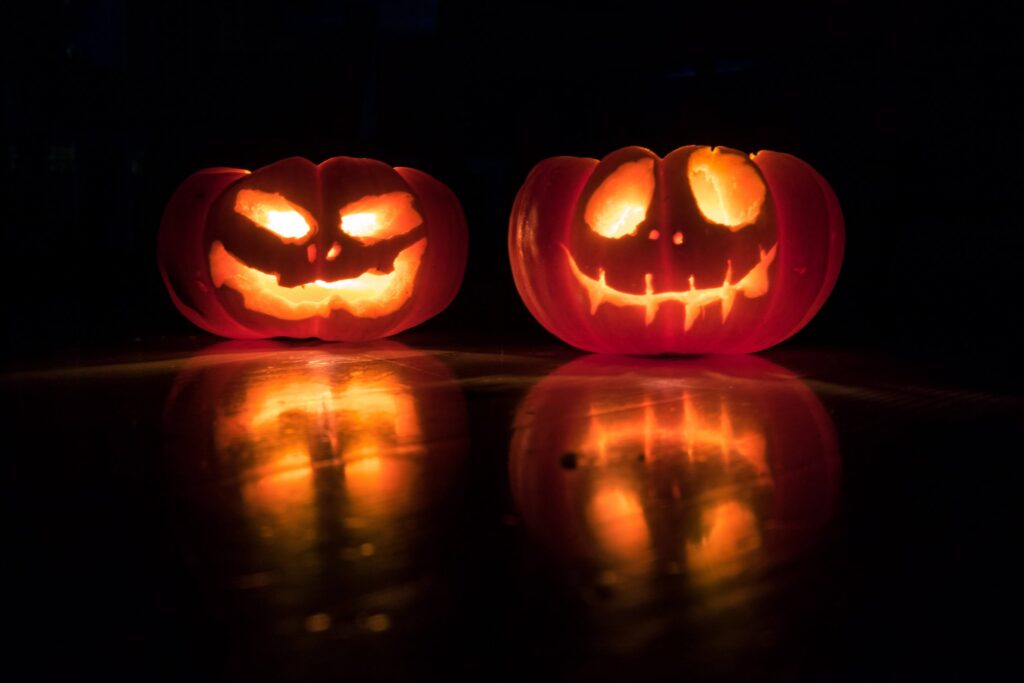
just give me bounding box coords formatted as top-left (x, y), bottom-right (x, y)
top-left (2, 1), bottom-right (1020, 361)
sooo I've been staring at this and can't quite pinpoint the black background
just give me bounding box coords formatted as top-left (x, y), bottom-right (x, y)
top-left (2, 1), bottom-right (1020, 361)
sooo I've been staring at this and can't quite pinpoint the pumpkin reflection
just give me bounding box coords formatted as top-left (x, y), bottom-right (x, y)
top-left (510, 355), bottom-right (840, 592)
top-left (165, 341), bottom-right (467, 634)
top-left (213, 362), bottom-right (426, 524)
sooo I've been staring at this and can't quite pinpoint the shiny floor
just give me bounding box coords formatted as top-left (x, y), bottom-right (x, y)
top-left (4, 340), bottom-right (1016, 681)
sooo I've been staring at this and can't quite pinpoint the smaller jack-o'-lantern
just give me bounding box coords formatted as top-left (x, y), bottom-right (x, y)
top-left (509, 146), bottom-right (844, 354)
top-left (510, 355), bottom-right (840, 592)
top-left (159, 156), bottom-right (468, 341)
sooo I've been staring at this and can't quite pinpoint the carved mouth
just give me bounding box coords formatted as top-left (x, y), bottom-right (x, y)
top-left (564, 244), bottom-right (777, 329)
top-left (209, 238), bottom-right (426, 320)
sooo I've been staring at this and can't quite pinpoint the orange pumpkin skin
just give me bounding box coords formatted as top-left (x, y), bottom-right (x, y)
top-left (509, 146), bottom-right (844, 354)
top-left (159, 157), bottom-right (467, 341)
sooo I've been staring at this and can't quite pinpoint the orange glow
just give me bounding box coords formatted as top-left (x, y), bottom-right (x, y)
top-left (587, 482), bottom-right (651, 569)
top-left (509, 355), bottom-right (841, 600)
top-left (584, 159), bottom-right (656, 239)
top-left (564, 242), bottom-right (777, 328)
top-left (579, 390), bottom-right (768, 474)
top-left (167, 346), bottom-right (471, 620)
top-left (209, 238), bottom-right (426, 320)
top-left (234, 189), bottom-right (315, 242)
top-left (213, 363), bottom-right (427, 528)
top-left (573, 386), bottom-right (770, 573)
top-left (687, 147), bottom-right (766, 230)
top-left (339, 192), bottom-right (422, 245)
top-left (234, 373), bottom-right (419, 440)
top-left (685, 500), bottom-right (761, 580)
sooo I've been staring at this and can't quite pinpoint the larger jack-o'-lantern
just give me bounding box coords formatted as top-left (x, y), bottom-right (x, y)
top-left (163, 342), bottom-right (468, 640)
top-left (159, 156), bottom-right (468, 341)
top-left (509, 146), bottom-right (844, 354)
top-left (510, 355), bottom-right (840, 592)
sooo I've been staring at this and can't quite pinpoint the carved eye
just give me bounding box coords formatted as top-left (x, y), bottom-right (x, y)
top-left (687, 148), bottom-right (766, 230)
top-left (234, 189), bottom-right (316, 242)
top-left (339, 192), bottom-right (422, 245)
top-left (584, 158), bottom-right (656, 239)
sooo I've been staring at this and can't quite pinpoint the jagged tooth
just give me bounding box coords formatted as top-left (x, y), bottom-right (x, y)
top-left (721, 288), bottom-right (736, 322)
top-left (684, 303), bottom-right (700, 331)
top-left (743, 261), bottom-right (769, 298)
top-left (588, 269), bottom-right (605, 314)
top-left (644, 273), bottom-right (657, 326)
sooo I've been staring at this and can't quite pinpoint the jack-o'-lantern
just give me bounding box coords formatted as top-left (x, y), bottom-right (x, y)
top-left (510, 355), bottom-right (840, 595)
top-left (163, 342), bottom-right (468, 639)
top-left (509, 146), bottom-right (844, 354)
top-left (159, 156), bottom-right (468, 341)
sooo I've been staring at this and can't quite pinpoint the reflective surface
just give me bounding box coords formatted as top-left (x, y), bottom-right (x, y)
top-left (4, 342), bottom-right (1016, 680)
top-left (511, 355), bottom-right (839, 592)
top-left (509, 355), bottom-right (841, 668)
top-left (163, 342), bottom-right (468, 677)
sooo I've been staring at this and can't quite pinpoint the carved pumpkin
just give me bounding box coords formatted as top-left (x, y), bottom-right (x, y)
top-left (510, 355), bottom-right (840, 588)
top-left (163, 342), bottom-right (468, 631)
top-left (509, 146), bottom-right (844, 354)
top-left (159, 157), bottom-right (468, 341)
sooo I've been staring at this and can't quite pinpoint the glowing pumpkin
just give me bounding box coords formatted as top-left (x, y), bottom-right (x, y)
top-left (510, 355), bottom-right (840, 587)
top-left (163, 342), bottom-right (468, 629)
top-left (159, 156), bottom-right (468, 341)
top-left (509, 145), bottom-right (844, 354)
